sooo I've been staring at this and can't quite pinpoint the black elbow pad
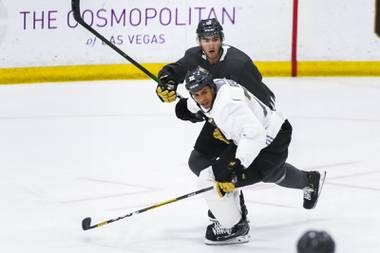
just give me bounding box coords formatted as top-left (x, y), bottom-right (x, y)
top-left (175, 98), bottom-right (205, 123)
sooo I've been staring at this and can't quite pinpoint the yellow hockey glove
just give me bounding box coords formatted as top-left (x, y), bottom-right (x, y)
top-left (156, 73), bottom-right (178, 103)
top-left (156, 86), bottom-right (177, 103)
top-left (215, 182), bottom-right (236, 198)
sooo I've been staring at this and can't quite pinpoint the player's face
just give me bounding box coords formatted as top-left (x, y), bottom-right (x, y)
top-left (191, 85), bottom-right (215, 110)
top-left (199, 35), bottom-right (222, 64)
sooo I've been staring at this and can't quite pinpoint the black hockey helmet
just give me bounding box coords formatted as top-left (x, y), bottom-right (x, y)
top-left (185, 66), bottom-right (215, 93)
top-left (196, 18), bottom-right (224, 40)
top-left (297, 230), bottom-right (335, 253)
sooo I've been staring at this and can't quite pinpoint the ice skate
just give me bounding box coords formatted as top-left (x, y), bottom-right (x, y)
top-left (303, 170), bottom-right (326, 209)
top-left (205, 217), bottom-right (250, 245)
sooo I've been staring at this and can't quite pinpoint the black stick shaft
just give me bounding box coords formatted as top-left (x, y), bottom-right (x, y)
top-left (83, 186), bottom-right (214, 230)
top-left (71, 0), bottom-right (161, 84)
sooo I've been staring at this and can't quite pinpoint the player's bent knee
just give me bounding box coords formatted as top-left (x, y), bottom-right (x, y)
top-left (188, 149), bottom-right (213, 176)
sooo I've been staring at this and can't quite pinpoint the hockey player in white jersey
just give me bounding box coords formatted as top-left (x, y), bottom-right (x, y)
top-left (183, 66), bottom-right (326, 245)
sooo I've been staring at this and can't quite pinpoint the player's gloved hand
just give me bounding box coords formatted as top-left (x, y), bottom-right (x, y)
top-left (228, 158), bottom-right (247, 182)
top-left (156, 72), bottom-right (178, 103)
top-left (215, 182), bottom-right (236, 198)
top-left (156, 86), bottom-right (177, 103)
top-left (215, 159), bottom-right (246, 197)
top-left (216, 158), bottom-right (246, 183)
top-left (175, 98), bottom-right (205, 123)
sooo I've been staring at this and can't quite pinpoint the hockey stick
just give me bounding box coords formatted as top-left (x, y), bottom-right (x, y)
top-left (71, 0), bottom-right (161, 84)
top-left (82, 186), bottom-right (214, 231)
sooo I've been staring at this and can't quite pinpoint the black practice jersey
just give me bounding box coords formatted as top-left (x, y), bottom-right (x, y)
top-left (160, 45), bottom-right (276, 109)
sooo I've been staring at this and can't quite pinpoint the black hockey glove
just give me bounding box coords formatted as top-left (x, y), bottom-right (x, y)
top-left (215, 158), bottom-right (246, 197)
top-left (214, 157), bottom-right (246, 183)
top-left (175, 98), bottom-right (205, 123)
top-left (156, 70), bottom-right (178, 103)
top-left (226, 158), bottom-right (247, 182)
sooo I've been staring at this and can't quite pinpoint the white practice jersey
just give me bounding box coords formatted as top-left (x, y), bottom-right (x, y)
top-left (187, 78), bottom-right (286, 168)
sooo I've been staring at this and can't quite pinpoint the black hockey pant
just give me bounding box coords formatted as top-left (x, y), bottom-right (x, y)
top-left (188, 120), bottom-right (307, 189)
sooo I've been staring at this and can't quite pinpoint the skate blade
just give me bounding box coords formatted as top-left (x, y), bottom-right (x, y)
top-left (204, 234), bottom-right (250, 245)
top-left (317, 171), bottom-right (327, 198)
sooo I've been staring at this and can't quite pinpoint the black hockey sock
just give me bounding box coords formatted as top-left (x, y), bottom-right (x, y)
top-left (276, 163), bottom-right (308, 189)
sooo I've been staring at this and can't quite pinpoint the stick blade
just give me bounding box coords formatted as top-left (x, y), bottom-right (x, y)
top-left (82, 217), bottom-right (92, 231)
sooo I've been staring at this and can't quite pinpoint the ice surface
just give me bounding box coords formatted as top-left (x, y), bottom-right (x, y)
top-left (1, 77), bottom-right (379, 252)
